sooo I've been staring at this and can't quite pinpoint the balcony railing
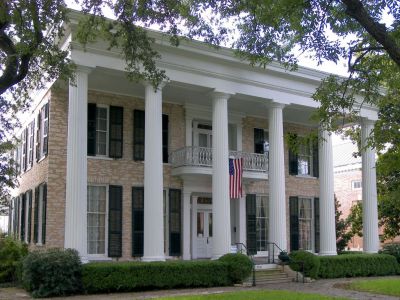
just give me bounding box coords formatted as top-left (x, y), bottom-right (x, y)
top-left (170, 146), bottom-right (268, 173)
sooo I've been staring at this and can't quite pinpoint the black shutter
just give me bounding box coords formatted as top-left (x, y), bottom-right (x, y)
top-left (254, 128), bottom-right (265, 154)
top-left (42, 183), bottom-right (47, 244)
top-left (36, 111), bottom-right (41, 161)
top-left (15, 198), bottom-right (20, 238)
top-left (43, 103), bottom-right (49, 156)
top-left (314, 197), bottom-right (320, 253)
top-left (288, 134), bottom-right (299, 175)
top-left (20, 194), bottom-right (26, 242)
top-left (162, 114), bottom-right (169, 163)
top-left (246, 194), bottom-right (257, 255)
top-left (132, 187), bottom-right (144, 256)
top-left (109, 106), bottom-right (124, 158)
top-left (169, 189), bottom-right (181, 256)
top-left (108, 185), bottom-right (123, 257)
top-left (88, 103), bottom-right (97, 156)
top-left (312, 139), bottom-right (319, 178)
top-left (133, 110), bottom-right (145, 161)
top-left (289, 196), bottom-right (299, 251)
top-left (33, 187), bottom-right (39, 243)
top-left (27, 190), bottom-right (32, 243)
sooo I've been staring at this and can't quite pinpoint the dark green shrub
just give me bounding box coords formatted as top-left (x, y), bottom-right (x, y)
top-left (82, 260), bottom-right (230, 294)
top-left (218, 253), bottom-right (253, 283)
top-left (22, 248), bottom-right (82, 298)
top-left (318, 254), bottom-right (399, 278)
top-left (380, 243), bottom-right (400, 264)
top-left (289, 250), bottom-right (320, 279)
top-left (0, 237), bottom-right (28, 283)
top-left (338, 251), bottom-right (363, 255)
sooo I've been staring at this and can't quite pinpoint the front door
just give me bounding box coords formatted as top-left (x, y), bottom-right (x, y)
top-left (196, 209), bottom-right (213, 258)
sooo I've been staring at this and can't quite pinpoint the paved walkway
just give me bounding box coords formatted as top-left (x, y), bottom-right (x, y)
top-left (1, 276), bottom-right (399, 300)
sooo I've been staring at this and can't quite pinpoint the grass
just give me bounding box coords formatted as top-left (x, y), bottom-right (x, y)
top-left (157, 290), bottom-right (349, 300)
top-left (348, 278), bottom-right (400, 297)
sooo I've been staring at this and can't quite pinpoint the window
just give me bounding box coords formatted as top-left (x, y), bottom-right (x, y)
top-left (352, 180), bottom-right (362, 190)
top-left (288, 135), bottom-right (319, 177)
top-left (27, 121), bottom-right (35, 169)
top-left (298, 198), bottom-right (312, 251)
top-left (290, 197), bottom-right (319, 252)
top-left (88, 104), bottom-right (123, 158)
top-left (133, 110), bottom-right (169, 162)
top-left (24, 190), bottom-right (32, 243)
top-left (35, 103), bottom-right (49, 161)
top-left (21, 129), bottom-right (27, 173)
top-left (254, 128), bottom-right (269, 154)
top-left (256, 195), bottom-right (269, 252)
top-left (87, 185), bottom-right (107, 255)
top-left (298, 144), bottom-right (312, 176)
top-left (169, 189), bottom-right (181, 256)
top-left (34, 183), bottom-right (47, 244)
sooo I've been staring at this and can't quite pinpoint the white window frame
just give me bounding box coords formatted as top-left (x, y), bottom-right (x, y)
top-left (351, 180), bottom-right (362, 190)
top-left (297, 141), bottom-right (314, 177)
top-left (87, 184), bottom-right (109, 258)
top-left (21, 130), bottom-right (27, 174)
top-left (36, 184), bottom-right (45, 245)
top-left (193, 121), bottom-right (212, 148)
top-left (27, 122), bottom-right (34, 171)
top-left (95, 105), bottom-right (109, 157)
top-left (298, 197), bottom-right (314, 252)
top-left (255, 194), bottom-right (269, 255)
top-left (24, 192), bottom-right (30, 243)
top-left (40, 104), bottom-right (49, 159)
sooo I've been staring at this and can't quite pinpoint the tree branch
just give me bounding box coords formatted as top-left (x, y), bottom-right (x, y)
top-left (341, 0), bottom-right (400, 67)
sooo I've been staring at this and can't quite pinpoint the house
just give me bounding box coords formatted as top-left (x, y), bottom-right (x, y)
top-left (8, 11), bottom-right (380, 262)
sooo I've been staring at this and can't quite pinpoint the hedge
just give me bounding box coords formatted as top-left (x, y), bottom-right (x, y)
top-left (218, 253), bottom-right (253, 283)
top-left (82, 260), bottom-right (230, 294)
top-left (380, 243), bottom-right (400, 264)
top-left (318, 254), bottom-right (399, 278)
top-left (289, 250), bottom-right (320, 279)
top-left (0, 237), bottom-right (28, 283)
top-left (22, 248), bottom-right (82, 298)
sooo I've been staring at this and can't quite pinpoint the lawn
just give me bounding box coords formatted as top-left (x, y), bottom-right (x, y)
top-left (157, 290), bottom-right (349, 300)
top-left (348, 278), bottom-right (400, 297)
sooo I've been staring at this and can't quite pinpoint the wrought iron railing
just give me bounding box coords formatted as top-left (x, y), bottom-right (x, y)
top-left (170, 146), bottom-right (268, 172)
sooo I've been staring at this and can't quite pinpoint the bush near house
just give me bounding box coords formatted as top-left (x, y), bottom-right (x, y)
top-left (289, 250), bottom-right (320, 279)
top-left (379, 243), bottom-right (400, 264)
top-left (21, 248), bottom-right (82, 298)
top-left (218, 253), bottom-right (253, 283)
top-left (318, 254), bottom-right (399, 278)
top-left (0, 236), bottom-right (28, 283)
top-left (82, 260), bottom-right (231, 294)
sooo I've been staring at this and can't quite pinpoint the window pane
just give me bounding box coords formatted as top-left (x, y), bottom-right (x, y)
top-left (256, 196), bottom-right (268, 251)
top-left (197, 212), bottom-right (204, 236)
top-left (87, 186), bottom-right (106, 255)
top-left (298, 198), bottom-right (312, 251)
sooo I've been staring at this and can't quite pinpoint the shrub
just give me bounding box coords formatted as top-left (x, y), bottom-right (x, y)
top-left (318, 254), bottom-right (399, 278)
top-left (218, 253), bottom-right (253, 283)
top-left (0, 237), bottom-right (28, 283)
top-left (289, 250), bottom-right (320, 279)
top-left (22, 248), bottom-right (82, 298)
top-left (380, 243), bottom-right (400, 264)
top-left (338, 251), bottom-right (363, 255)
top-left (82, 260), bottom-right (230, 294)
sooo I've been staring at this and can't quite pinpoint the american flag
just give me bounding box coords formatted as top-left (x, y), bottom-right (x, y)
top-left (229, 158), bottom-right (243, 199)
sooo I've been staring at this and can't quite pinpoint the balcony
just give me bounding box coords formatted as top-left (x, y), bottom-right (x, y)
top-left (170, 146), bottom-right (268, 180)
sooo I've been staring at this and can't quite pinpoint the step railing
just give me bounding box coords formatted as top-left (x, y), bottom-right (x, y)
top-left (234, 242), bottom-right (256, 287)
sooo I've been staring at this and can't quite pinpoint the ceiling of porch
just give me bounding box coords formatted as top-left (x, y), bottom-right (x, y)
top-left (87, 67), bottom-right (318, 127)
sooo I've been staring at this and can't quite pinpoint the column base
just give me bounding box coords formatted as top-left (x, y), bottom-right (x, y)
top-left (319, 251), bottom-right (337, 256)
top-left (141, 255), bottom-right (166, 262)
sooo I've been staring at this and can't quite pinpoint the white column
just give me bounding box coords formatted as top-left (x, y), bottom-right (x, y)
top-left (65, 67), bottom-right (91, 258)
top-left (211, 92), bottom-right (231, 259)
top-left (182, 189), bottom-right (191, 260)
top-left (318, 129), bottom-right (337, 255)
top-left (268, 102), bottom-right (287, 253)
top-left (361, 119), bottom-right (379, 253)
top-left (236, 194), bottom-right (246, 246)
top-left (143, 82), bottom-right (165, 261)
top-left (191, 196), bottom-right (198, 259)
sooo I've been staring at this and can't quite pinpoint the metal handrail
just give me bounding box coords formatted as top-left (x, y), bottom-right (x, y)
top-left (234, 242), bottom-right (256, 287)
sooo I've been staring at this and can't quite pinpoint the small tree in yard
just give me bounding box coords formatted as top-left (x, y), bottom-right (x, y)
top-left (335, 195), bottom-right (353, 253)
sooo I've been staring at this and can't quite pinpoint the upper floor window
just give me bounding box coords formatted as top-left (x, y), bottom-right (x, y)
top-left (254, 128), bottom-right (269, 154)
top-left (36, 102), bottom-right (49, 162)
top-left (88, 104), bottom-right (123, 158)
top-left (133, 109), bottom-right (169, 163)
top-left (289, 134), bottom-right (319, 177)
top-left (352, 180), bottom-right (362, 190)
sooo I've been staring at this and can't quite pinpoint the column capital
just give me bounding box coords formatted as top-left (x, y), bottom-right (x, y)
top-left (142, 80), bottom-right (168, 91)
top-left (269, 101), bottom-right (286, 109)
top-left (210, 90), bottom-right (233, 101)
top-left (75, 65), bottom-right (93, 74)
top-left (361, 117), bottom-right (375, 127)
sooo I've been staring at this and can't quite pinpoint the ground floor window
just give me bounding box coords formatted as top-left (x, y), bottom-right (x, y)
top-left (256, 195), bottom-right (269, 252)
top-left (290, 196), bottom-right (319, 252)
top-left (87, 185), bottom-right (107, 255)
